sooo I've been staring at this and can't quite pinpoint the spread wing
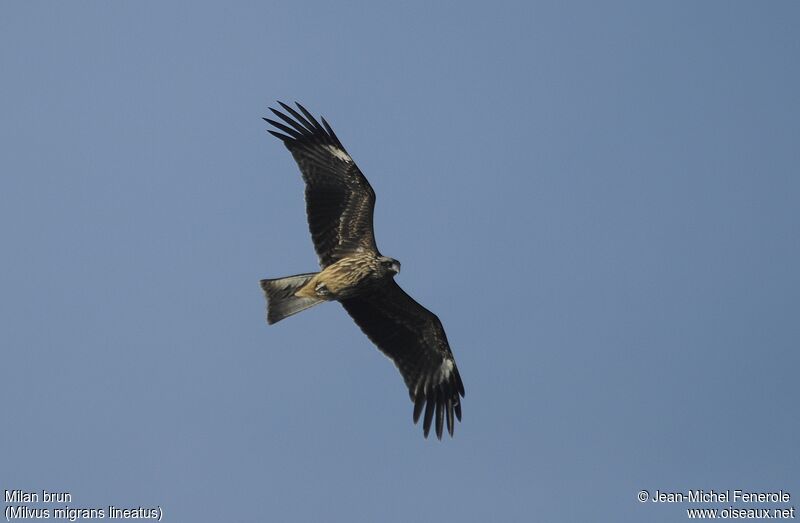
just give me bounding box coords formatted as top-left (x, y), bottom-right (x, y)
top-left (340, 280), bottom-right (465, 439)
top-left (265, 102), bottom-right (378, 268)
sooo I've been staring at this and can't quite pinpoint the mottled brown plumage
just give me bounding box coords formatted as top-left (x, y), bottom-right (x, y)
top-left (292, 252), bottom-right (385, 299)
top-left (260, 102), bottom-right (464, 439)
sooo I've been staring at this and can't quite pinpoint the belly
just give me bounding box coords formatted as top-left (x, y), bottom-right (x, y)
top-left (296, 257), bottom-right (377, 300)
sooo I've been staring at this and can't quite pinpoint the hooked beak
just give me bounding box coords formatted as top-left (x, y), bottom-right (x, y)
top-left (391, 261), bottom-right (401, 274)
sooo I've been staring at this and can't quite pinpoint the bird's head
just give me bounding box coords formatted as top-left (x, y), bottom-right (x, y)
top-left (379, 256), bottom-right (401, 276)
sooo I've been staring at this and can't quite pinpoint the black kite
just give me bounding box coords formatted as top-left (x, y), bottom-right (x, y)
top-left (260, 103), bottom-right (465, 439)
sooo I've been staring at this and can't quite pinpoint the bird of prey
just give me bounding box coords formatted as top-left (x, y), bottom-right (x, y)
top-left (260, 102), bottom-right (465, 439)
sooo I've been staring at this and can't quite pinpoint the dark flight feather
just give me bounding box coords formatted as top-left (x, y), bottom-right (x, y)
top-left (263, 118), bottom-right (303, 140)
top-left (277, 102), bottom-right (316, 132)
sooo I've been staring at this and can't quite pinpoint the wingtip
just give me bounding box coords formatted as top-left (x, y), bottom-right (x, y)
top-left (422, 398), bottom-right (435, 438)
top-left (435, 399), bottom-right (444, 439)
top-left (264, 101), bottom-right (343, 149)
top-left (267, 129), bottom-right (291, 142)
top-left (294, 101), bottom-right (312, 118)
top-left (446, 399), bottom-right (455, 437)
top-left (413, 395), bottom-right (425, 424)
top-left (412, 381), bottom-right (462, 439)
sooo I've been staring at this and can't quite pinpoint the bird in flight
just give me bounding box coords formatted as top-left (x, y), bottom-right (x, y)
top-left (260, 102), bottom-right (465, 439)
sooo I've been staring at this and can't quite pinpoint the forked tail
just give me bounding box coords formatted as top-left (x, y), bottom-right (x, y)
top-left (260, 273), bottom-right (323, 324)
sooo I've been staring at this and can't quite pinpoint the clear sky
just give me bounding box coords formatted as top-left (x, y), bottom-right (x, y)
top-left (1, 2), bottom-right (798, 522)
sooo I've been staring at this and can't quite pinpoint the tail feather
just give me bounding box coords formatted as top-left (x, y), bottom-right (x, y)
top-left (260, 273), bottom-right (323, 324)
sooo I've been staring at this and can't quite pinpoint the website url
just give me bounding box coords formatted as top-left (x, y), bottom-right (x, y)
top-left (687, 507), bottom-right (796, 519)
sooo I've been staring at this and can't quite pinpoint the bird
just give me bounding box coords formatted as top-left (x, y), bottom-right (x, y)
top-left (260, 102), bottom-right (465, 439)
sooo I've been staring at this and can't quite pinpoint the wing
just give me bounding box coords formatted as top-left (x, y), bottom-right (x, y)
top-left (265, 102), bottom-right (378, 267)
top-left (340, 280), bottom-right (465, 439)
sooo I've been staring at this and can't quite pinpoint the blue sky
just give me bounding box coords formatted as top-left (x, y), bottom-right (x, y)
top-left (1, 2), bottom-right (798, 521)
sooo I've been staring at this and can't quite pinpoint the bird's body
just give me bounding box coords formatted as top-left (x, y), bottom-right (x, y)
top-left (294, 252), bottom-right (398, 301)
top-left (260, 102), bottom-right (464, 439)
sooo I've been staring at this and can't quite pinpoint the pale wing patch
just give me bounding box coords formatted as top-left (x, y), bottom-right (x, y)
top-left (325, 145), bottom-right (352, 163)
top-left (411, 358), bottom-right (455, 397)
top-left (437, 359), bottom-right (454, 382)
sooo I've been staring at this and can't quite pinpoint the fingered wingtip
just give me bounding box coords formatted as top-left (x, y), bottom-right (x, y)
top-left (413, 390), bottom-right (459, 439)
